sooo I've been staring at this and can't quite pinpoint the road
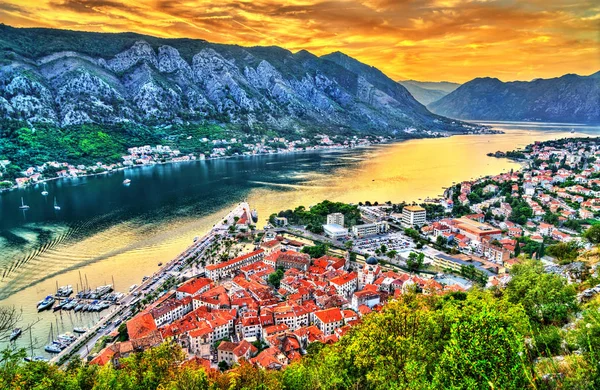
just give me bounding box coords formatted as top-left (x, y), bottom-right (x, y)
top-left (50, 202), bottom-right (251, 364)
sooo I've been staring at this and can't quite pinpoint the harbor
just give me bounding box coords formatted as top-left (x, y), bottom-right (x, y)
top-left (45, 202), bottom-right (251, 364)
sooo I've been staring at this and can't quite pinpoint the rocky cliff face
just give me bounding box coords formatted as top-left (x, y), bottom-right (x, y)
top-left (428, 73), bottom-right (600, 124)
top-left (0, 25), bottom-right (470, 133)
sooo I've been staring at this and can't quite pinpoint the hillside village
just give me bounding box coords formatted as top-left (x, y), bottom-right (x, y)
top-left (84, 137), bottom-right (600, 372)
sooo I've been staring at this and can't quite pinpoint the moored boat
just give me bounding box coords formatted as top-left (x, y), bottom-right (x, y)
top-left (56, 285), bottom-right (73, 297)
top-left (37, 296), bottom-right (55, 311)
top-left (89, 284), bottom-right (113, 299)
top-left (63, 300), bottom-right (77, 310)
top-left (44, 344), bottom-right (61, 354)
top-left (9, 328), bottom-right (21, 341)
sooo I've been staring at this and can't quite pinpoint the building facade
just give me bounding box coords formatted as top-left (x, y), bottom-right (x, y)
top-left (402, 205), bottom-right (427, 227)
top-left (326, 213), bottom-right (345, 226)
top-left (351, 221), bottom-right (389, 237)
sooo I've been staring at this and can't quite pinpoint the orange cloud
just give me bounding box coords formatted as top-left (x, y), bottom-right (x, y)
top-left (0, 0), bottom-right (597, 82)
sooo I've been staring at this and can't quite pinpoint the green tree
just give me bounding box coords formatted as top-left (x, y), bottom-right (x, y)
top-left (406, 252), bottom-right (424, 272)
top-left (301, 244), bottom-right (328, 258)
top-left (505, 261), bottom-right (577, 325)
top-left (546, 242), bottom-right (580, 264)
top-left (117, 322), bottom-right (129, 342)
top-left (584, 224), bottom-right (600, 245)
top-left (268, 268), bottom-right (285, 288)
top-left (432, 294), bottom-right (533, 389)
top-left (436, 235), bottom-right (447, 247)
top-left (218, 361), bottom-right (229, 372)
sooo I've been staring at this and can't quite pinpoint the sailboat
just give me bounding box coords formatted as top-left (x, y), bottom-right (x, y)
top-left (19, 197), bottom-right (29, 210)
top-left (44, 324), bottom-right (61, 354)
top-left (41, 183), bottom-right (49, 196)
top-left (53, 197), bottom-right (61, 211)
top-left (24, 327), bottom-right (36, 362)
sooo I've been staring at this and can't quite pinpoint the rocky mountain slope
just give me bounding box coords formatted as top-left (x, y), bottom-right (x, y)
top-left (397, 80), bottom-right (460, 105)
top-left (428, 72), bottom-right (600, 123)
top-left (0, 24), bottom-right (472, 134)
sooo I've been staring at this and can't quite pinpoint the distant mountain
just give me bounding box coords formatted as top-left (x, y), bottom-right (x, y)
top-left (397, 80), bottom-right (461, 105)
top-left (0, 24), bottom-right (472, 134)
top-left (428, 72), bottom-right (600, 124)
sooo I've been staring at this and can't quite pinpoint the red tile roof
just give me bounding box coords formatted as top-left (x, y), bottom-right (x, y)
top-left (127, 312), bottom-right (157, 340)
top-left (90, 345), bottom-right (117, 366)
top-left (314, 307), bottom-right (343, 324)
top-left (261, 239), bottom-right (281, 248)
top-left (330, 272), bottom-right (357, 286)
top-left (177, 277), bottom-right (212, 295)
top-left (205, 249), bottom-right (264, 271)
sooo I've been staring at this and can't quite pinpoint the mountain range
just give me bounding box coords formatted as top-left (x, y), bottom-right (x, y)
top-left (428, 72), bottom-right (600, 124)
top-left (0, 24), bottom-right (473, 135)
top-left (397, 80), bottom-right (460, 106)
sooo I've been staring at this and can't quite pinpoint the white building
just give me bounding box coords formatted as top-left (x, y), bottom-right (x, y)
top-left (402, 205), bottom-right (427, 227)
top-left (329, 272), bottom-right (358, 297)
top-left (358, 257), bottom-right (381, 289)
top-left (323, 223), bottom-right (349, 240)
top-left (150, 298), bottom-right (193, 327)
top-left (351, 221), bottom-right (389, 237)
top-left (327, 213), bottom-right (345, 226)
top-left (313, 308), bottom-right (344, 335)
top-left (351, 290), bottom-right (381, 311)
top-left (205, 249), bottom-right (264, 280)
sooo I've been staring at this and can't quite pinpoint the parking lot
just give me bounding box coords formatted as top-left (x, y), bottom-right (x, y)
top-left (353, 232), bottom-right (415, 255)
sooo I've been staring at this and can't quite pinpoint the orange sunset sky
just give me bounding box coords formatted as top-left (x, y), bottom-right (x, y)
top-left (0, 0), bottom-right (598, 83)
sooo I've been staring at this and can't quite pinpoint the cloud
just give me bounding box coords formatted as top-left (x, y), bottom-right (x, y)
top-left (0, 2), bottom-right (29, 13)
top-left (49, 0), bottom-right (133, 14)
top-left (0, 0), bottom-right (597, 82)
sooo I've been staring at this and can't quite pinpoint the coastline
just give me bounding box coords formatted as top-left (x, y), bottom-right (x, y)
top-left (0, 143), bottom-right (366, 194)
top-left (0, 128), bottom-right (503, 195)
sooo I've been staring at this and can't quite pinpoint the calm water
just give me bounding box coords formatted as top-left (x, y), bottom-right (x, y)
top-left (1, 121), bottom-right (598, 354)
